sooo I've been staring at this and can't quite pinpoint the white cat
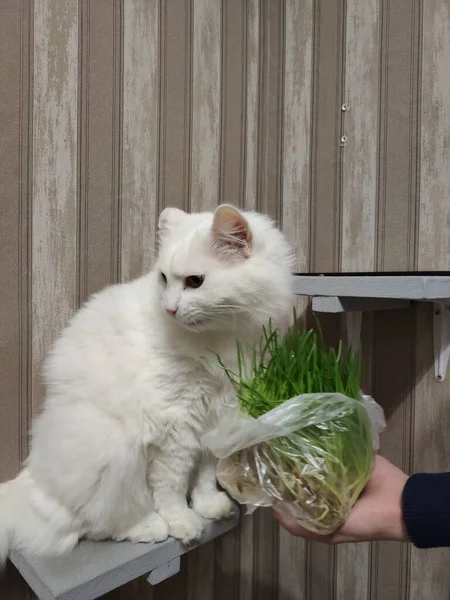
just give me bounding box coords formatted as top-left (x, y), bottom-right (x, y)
top-left (0, 204), bottom-right (293, 566)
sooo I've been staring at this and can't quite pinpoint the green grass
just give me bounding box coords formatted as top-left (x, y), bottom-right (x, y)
top-left (218, 323), bottom-right (362, 417)
top-left (216, 321), bottom-right (375, 535)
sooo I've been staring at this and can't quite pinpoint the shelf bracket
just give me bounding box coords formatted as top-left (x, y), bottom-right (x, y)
top-left (147, 557), bottom-right (181, 585)
top-left (433, 301), bottom-right (450, 382)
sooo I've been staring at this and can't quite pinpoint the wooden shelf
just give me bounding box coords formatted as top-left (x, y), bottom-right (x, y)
top-left (292, 274), bottom-right (450, 301)
top-left (9, 507), bottom-right (240, 600)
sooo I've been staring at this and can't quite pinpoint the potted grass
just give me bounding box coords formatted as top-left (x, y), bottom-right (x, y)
top-left (203, 322), bottom-right (385, 535)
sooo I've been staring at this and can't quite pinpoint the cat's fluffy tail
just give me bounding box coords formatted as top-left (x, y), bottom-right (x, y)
top-left (0, 470), bottom-right (80, 571)
top-left (0, 477), bottom-right (24, 569)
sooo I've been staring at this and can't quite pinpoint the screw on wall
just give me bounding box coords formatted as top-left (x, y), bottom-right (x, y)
top-left (340, 103), bottom-right (349, 146)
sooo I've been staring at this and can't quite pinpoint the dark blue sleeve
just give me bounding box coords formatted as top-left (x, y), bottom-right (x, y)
top-left (402, 473), bottom-right (450, 548)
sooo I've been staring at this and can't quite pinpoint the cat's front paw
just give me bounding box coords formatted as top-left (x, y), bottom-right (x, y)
top-left (116, 511), bottom-right (169, 544)
top-left (164, 508), bottom-right (204, 544)
top-left (192, 490), bottom-right (233, 520)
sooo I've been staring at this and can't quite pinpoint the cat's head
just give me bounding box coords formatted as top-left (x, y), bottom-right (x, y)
top-left (154, 204), bottom-right (294, 336)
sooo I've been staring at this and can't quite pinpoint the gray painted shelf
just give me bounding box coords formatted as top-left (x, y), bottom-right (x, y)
top-left (292, 274), bottom-right (450, 300)
top-left (9, 507), bottom-right (240, 600)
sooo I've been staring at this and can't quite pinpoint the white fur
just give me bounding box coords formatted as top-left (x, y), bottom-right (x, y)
top-left (0, 205), bottom-right (293, 566)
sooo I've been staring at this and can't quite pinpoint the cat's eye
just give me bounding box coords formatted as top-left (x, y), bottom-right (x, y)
top-left (160, 272), bottom-right (167, 284)
top-left (184, 275), bottom-right (204, 289)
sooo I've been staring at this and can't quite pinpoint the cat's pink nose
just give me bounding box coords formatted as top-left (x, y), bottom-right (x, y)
top-left (166, 308), bottom-right (178, 317)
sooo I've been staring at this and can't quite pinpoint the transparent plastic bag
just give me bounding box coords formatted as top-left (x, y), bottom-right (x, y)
top-left (202, 392), bottom-right (386, 535)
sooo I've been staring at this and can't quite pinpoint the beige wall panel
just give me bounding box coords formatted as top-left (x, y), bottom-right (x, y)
top-left (31, 0), bottom-right (78, 412)
top-left (371, 308), bottom-right (415, 600)
top-left (78, 0), bottom-right (123, 301)
top-left (220, 0), bottom-right (246, 208)
top-left (0, 2), bottom-right (33, 598)
top-left (0, 0), bottom-right (31, 482)
top-left (418, 0), bottom-right (450, 271)
top-left (376, 0), bottom-right (422, 271)
top-left (189, 0), bottom-right (221, 211)
top-left (309, 0), bottom-right (345, 274)
top-left (159, 0), bottom-right (192, 213)
top-left (256, 0), bottom-right (284, 223)
top-left (340, 0), bottom-right (379, 274)
top-left (121, 0), bottom-right (159, 281)
top-left (243, 0), bottom-right (260, 213)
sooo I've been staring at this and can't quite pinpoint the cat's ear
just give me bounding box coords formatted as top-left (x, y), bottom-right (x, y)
top-left (211, 204), bottom-right (252, 259)
top-left (158, 207), bottom-right (187, 232)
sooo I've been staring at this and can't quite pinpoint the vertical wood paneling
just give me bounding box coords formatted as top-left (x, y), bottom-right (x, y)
top-left (112, 0), bottom-right (123, 288)
top-left (32, 0), bottom-right (78, 412)
top-left (310, 0), bottom-right (344, 273)
top-left (0, 0), bottom-right (31, 481)
top-left (376, 0), bottom-right (422, 271)
top-left (187, 540), bottom-right (216, 600)
top-left (306, 313), bottom-right (343, 600)
top-left (257, 0), bottom-right (285, 223)
top-left (78, 0), bottom-right (123, 302)
top-left (418, 0), bottom-right (450, 270)
top-left (159, 0), bottom-right (191, 213)
top-left (190, 0), bottom-right (221, 211)
top-left (371, 308), bottom-right (415, 600)
top-left (277, 528), bottom-right (307, 600)
top-left (19, 0), bottom-right (33, 477)
top-left (278, 3), bottom-right (313, 597)
top-left (337, 313), bottom-right (374, 600)
top-left (350, 314), bottom-right (376, 600)
top-left (0, 2), bottom-right (32, 598)
top-left (254, 509), bottom-right (277, 600)
top-left (341, 0), bottom-right (379, 273)
top-left (281, 0), bottom-right (313, 275)
top-left (336, 539), bottom-right (370, 600)
top-left (220, 0), bottom-right (246, 207)
top-left (238, 513), bottom-right (255, 600)
top-left (121, 0), bottom-right (159, 281)
top-left (117, 577), bottom-right (153, 600)
top-left (215, 526), bottom-right (240, 600)
top-left (243, 0), bottom-right (260, 212)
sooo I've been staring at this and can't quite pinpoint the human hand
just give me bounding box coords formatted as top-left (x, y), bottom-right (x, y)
top-left (275, 455), bottom-right (409, 544)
